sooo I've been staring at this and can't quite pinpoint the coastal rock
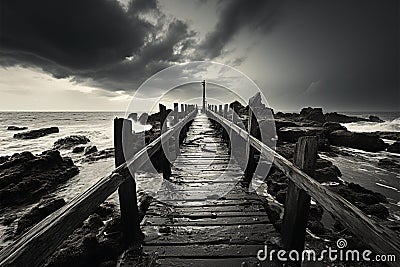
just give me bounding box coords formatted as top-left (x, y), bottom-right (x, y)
top-left (274, 119), bottom-right (299, 129)
top-left (72, 146), bottom-right (85, 153)
top-left (0, 150), bottom-right (79, 207)
top-left (54, 135), bottom-right (90, 150)
top-left (314, 165), bottom-right (341, 183)
top-left (128, 113), bottom-right (137, 121)
top-left (300, 107), bottom-right (326, 123)
top-left (378, 158), bottom-right (400, 170)
top-left (328, 130), bottom-right (387, 152)
top-left (84, 145), bottom-right (98, 155)
top-left (369, 115), bottom-right (384, 123)
top-left (277, 126), bottom-right (325, 143)
top-left (387, 141), bottom-right (400, 153)
top-left (374, 132), bottom-right (400, 141)
top-left (16, 197), bottom-right (66, 235)
top-left (7, 126), bottom-right (28, 131)
top-left (322, 122), bottom-right (347, 132)
top-left (138, 113), bottom-right (149, 124)
top-left (82, 148), bottom-right (114, 162)
top-left (13, 127), bottom-right (59, 139)
top-left (325, 112), bottom-right (368, 123)
top-left (229, 100), bottom-right (246, 116)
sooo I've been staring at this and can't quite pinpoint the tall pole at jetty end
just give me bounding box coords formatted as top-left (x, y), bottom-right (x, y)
top-left (202, 80), bottom-right (206, 112)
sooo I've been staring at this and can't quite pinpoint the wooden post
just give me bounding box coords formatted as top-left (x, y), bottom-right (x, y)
top-left (159, 104), bottom-right (171, 179)
top-left (181, 104), bottom-right (184, 119)
top-left (244, 106), bottom-right (258, 183)
top-left (281, 136), bottom-right (318, 256)
top-left (173, 103), bottom-right (180, 157)
top-left (114, 118), bottom-right (142, 245)
top-left (223, 104), bottom-right (228, 118)
top-left (218, 105), bottom-right (222, 115)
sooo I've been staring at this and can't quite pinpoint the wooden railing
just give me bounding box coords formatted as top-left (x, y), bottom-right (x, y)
top-left (0, 104), bottom-right (197, 267)
top-left (206, 105), bottom-right (400, 267)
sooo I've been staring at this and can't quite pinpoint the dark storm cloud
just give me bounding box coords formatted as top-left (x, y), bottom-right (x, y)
top-left (196, 0), bottom-right (283, 59)
top-left (0, 0), bottom-right (195, 90)
top-left (0, 0), bottom-right (152, 71)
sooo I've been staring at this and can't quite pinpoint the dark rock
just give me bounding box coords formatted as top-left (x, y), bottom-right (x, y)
top-left (328, 130), bottom-right (387, 152)
top-left (325, 112), bottom-right (369, 123)
top-left (323, 122), bottom-right (347, 132)
top-left (16, 198), bottom-right (65, 235)
top-left (0, 150), bottom-right (78, 208)
top-left (83, 148), bottom-right (114, 162)
top-left (54, 135), bottom-right (90, 150)
top-left (128, 113), bottom-right (137, 121)
top-left (275, 190), bottom-right (287, 204)
top-left (378, 158), bottom-right (400, 170)
top-left (300, 107), bottom-right (326, 123)
top-left (84, 145), bottom-right (98, 155)
top-left (72, 146), bottom-right (85, 153)
top-left (138, 113), bottom-right (149, 124)
top-left (337, 183), bottom-right (388, 206)
top-left (307, 220), bottom-right (325, 235)
top-left (13, 127), bottom-right (59, 139)
top-left (355, 202), bottom-right (389, 219)
top-left (274, 119), bottom-right (299, 129)
top-left (309, 204), bottom-right (324, 221)
top-left (7, 126), bottom-right (28, 131)
top-left (277, 126), bottom-right (325, 143)
top-left (387, 141), bottom-right (400, 153)
top-left (229, 100), bottom-right (246, 115)
top-left (314, 165), bottom-right (341, 183)
top-left (369, 115), bottom-right (384, 123)
top-left (374, 132), bottom-right (400, 141)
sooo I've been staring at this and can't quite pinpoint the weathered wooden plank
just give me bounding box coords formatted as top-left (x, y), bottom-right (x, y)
top-left (146, 211), bottom-right (267, 218)
top-left (150, 199), bottom-right (264, 208)
top-left (142, 224), bottom-right (278, 245)
top-left (147, 204), bottom-right (266, 213)
top-left (143, 244), bottom-right (268, 257)
top-left (207, 109), bottom-right (400, 263)
top-left (142, 216), bottom-right (270, 226)
top-left (281, 136), bottom-right (317, 253)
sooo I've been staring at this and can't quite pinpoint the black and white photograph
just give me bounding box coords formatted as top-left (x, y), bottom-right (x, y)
top-left (0, 0), bottom-right (399, 266)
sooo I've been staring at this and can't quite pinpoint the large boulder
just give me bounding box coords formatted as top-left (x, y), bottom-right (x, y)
top-left (369, 115), bottom-right (384, 123)
top-left (84, 145), bottom-right (98, 155)
top-left (277, 126), bottom-right (325, 143)
top-left (138, 113), bottom-right (149, 124)
top-left (14, 127), bottom-right (59, 139)
top-left (328, 130), bottom-right (387, 152)
top-left (83, 148), bottom-right (114, 162)
top-left (300, 107), bottom-right (326, 123)
top-left (54, 135), bottom-right (90, 150)
top-left (323, 122), bottom-right (347, 132)
top-left (16, 198), bottom-right (66, 235)
top-left (274, 119), bottom-right (299, 129)
top-left (387, 141), bottom-right (400, 153)
top-left (0, 150), bottom-right (79, 207)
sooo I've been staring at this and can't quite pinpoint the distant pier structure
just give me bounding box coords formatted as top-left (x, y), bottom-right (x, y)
top-left (201, 80), bottom-right (206, 113)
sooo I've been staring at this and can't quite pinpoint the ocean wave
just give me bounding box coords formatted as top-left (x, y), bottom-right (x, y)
top-left (343, 117), bottom-right (400, 132)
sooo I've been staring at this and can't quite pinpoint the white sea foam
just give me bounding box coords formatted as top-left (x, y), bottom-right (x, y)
top-left (343, 117), bottom-right (400, 133)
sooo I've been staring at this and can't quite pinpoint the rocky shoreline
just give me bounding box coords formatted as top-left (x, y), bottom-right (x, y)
top-left (0, 105), bottom-right (398, 265)
top-left (229, 98), bottom-right (399, 262)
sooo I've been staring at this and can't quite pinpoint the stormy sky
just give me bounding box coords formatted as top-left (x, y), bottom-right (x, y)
top-left (0, 0), bottom-right (398, 111)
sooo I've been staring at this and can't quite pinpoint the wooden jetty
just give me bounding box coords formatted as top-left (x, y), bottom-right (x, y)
top-left (0, 98), bottom-right (399, 267)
